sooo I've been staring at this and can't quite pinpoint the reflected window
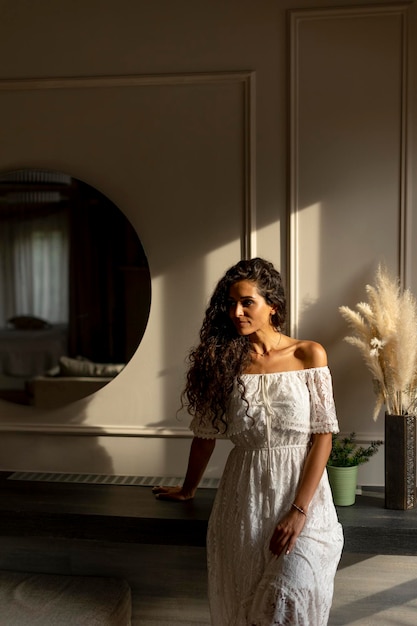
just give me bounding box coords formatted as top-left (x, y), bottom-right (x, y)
top-left (1, 197), bottom-right (69, 325)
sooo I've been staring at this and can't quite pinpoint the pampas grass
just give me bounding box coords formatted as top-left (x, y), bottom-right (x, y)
top-left (339, 265), bottom-right (417, 420)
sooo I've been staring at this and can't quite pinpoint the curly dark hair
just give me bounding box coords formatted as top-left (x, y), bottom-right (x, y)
top-left (182, 257), bottom-right (286, 431)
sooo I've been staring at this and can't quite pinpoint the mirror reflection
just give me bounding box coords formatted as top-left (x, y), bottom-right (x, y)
top-left (0, 169), bottom-right (151, 408)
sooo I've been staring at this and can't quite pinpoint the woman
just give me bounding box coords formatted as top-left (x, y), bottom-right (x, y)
top-left (153, 257), bottom-right (343, 625)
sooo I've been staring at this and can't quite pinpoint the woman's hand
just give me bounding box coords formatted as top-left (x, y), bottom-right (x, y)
top-left (152, 485), bottom-right (195, 501)
top-left (269, 507), bottom-right (306, 557)
top-left (152, 437), bottom-right (216, 503)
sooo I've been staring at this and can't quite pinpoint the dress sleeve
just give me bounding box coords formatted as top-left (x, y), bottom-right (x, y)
top-left (306, 367), bottom-right (340, 434)
top-left (189, 415), bottom-right (228, 439)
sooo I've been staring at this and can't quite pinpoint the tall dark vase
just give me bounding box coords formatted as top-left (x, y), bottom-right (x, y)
top-left (385, 413), bottom-right (417, 510)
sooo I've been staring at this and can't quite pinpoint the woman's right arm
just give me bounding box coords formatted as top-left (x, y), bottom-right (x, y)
top-left (152, 436), bottom-right (216, 501)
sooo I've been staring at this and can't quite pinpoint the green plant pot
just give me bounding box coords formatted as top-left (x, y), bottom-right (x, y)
top-left (327, 464), bottom-right (359, 506)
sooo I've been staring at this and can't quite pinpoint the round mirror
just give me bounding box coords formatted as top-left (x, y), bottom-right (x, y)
top-left (0, 169), bottom-right (151, 408)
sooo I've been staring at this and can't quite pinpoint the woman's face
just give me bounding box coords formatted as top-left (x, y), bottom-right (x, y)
top-left (228, 280), bottom-right (275, 336)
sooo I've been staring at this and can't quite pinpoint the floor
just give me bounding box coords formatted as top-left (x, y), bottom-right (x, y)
top-left (331, 553), bottom-right (417, 626)
top-left (0, 474), bottom-right (416, 625)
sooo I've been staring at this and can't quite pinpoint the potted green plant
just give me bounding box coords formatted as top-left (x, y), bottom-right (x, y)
top-left (339, 264), bottom-right (417, 509)
top-left (327, 432), bottom-right (383, 506)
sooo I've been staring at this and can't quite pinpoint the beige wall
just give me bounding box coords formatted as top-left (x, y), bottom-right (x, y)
top-left (0, 0), bottom-right (414, 486)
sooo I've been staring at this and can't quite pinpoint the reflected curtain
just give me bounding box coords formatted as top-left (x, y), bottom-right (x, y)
top-left (68, 186), bottom-right (130, 363)
top-left (0, 207), bottom-right (69, 326)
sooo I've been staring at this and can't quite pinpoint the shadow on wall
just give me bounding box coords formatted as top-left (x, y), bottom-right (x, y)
top-left (0, 392), bottom-right (115, 475)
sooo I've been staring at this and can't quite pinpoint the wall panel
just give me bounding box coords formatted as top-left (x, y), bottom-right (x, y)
top-left (289, 5), bottom-right (409, 446)
top-left (0, 71), bottom-right (255, 441)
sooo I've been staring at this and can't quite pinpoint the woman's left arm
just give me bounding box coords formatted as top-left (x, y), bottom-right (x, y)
top-left (269, 433), bottom-right (332, 557)
top-left (270, 339), bottom-right (334, 557)
top-left (292, 432), bottom-right (333, 512)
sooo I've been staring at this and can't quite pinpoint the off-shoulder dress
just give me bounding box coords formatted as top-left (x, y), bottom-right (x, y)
top-left (191, 366), bottom-right (344, 626)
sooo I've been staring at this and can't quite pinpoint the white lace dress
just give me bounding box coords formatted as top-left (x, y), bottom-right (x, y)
top-left (191, 366), bottom-right (344, 626)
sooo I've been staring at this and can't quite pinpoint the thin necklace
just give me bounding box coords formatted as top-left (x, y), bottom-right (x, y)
top-left (251, 332), bottom-right (282, 357)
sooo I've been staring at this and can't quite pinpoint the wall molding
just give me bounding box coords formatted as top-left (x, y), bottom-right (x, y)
top-left (0, 421), bottom-right (385, 441)
top-left (0, 71), bottom-right (253, 91)
top-left (0, 422), bottom-right (193, 437)
top-left (0, 70), bottom-right (256, 259)
top-left (288, 3), bottom-right (410, 336)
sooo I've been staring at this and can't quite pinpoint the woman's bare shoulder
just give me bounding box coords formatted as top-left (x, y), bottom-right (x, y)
top-left (293, 340), bottom-right (328, 369)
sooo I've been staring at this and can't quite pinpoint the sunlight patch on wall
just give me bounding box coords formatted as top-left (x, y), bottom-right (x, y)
top-left (291, 202), bottom-right (322, 337)
top-left (253, 220), bottom-right (282, 269)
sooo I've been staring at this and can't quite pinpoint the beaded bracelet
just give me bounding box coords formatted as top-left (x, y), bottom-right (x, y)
top-left (291, 502), bottom-right (307, 517)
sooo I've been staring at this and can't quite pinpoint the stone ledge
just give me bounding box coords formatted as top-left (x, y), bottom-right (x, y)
top-left (336, 489), bottom-right (417, 555)
top-left (0, 474), bottom-right (416, 554)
